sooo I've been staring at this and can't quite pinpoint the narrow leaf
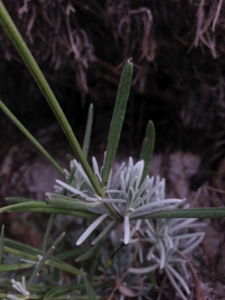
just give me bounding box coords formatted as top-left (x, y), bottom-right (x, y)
top-left (27, 232), bottom-right (65, 288)
top-left (76, 244), bottom-right (98, 262)
top-left (133, 199), bottom-right (181, 215)
top-left (4, 245), bottom-right (39, 261)
top-left (60, 166), bottom-right (76, 196)
top-left (165, 267), bottom-right (188, 300)
top-left (5, 197), bottom-right (36, 203)
top-left (4, 245), bottom-right (84, 277)
top-left (1, 200), bottom-right (99, 219)
top-left (83, 276), bottom-right (97, 300)
top-left (42, 214), bottom-right (55, 254)
top-left (89, 240), bottom-right (103, 283)
top-left (76, 214), bottom-right (109, 245)
top-left (46, 259), bottom-right (84, 276)
top-left (82, 103), bottom-right (93, 158)
top-left (133, 207), bottom-right (225, 219)
top-left (55, 179), bottom-right (89, 198)
top-left (124, 215), bottom-right (130, 244)
top-left (0, 263), bottom-right (33, 272)
top-left (102, 58), bottom-right (133, 185)
top-left (4, 238), bottom-right (42, 256)
top-left (140, 120), bottom-right (155, 181)
top-left (0, 100), bottom-right (66, 177)
top-left (57, 248), bottom-right (87, 260)
top-left (45, 193), bottom-right (101, 209)
top-left (43, 285), bottom-right (80, 300)
top-left (0, 225), bottom-right (4, 263)
top-left (91, 221), bottom-right (115, 245)
top-left (129, 263), bottom-right (158, 274)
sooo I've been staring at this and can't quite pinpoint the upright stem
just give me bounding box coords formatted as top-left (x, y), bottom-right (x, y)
top-left (0, 100), bottom-right (66, 178)
top-left (0, 1), bottom-right (103, 197)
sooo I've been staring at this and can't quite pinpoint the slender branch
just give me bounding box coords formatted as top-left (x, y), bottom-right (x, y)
top-left (0, 100), bottom-right (66, 178)
top-left (0, 1), bottom-right (104, 197)
top-left (176, 250), bottom-right (205, 300)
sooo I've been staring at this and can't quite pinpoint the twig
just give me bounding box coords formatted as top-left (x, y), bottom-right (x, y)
top-left (107, 241), bottom-right (140, 299)
top-left (176, 250), bottom-right (205, 300)
top-left (212, 0), bottom-right (223, 32)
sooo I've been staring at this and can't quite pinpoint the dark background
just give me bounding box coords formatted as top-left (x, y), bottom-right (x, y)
top-left (1, 0), bottom-right (225, 193)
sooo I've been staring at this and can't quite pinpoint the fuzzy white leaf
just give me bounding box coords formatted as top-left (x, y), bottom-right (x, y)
top-left (55, 180), bottom-right (88, 199)
top-left (76, 214), bottom-right (108, 245)
top-left (124, 215), bottom-right (130, 244)
top-left (129, 263), bottom-right (158, 274)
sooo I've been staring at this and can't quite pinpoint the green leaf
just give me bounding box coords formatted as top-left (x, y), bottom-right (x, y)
top-left (59, 165), bottom-right (76, 197)
top-left (83, 276), bottom-right (97, 300)
top-left (82, 103), bottom-right (93, 158)
top-left (56, 248), bottom-right (87, 260)
top-left (89, 240), bottom-right (103, 284)
top-left (4, 245), bottom-right (84, 277)
top-left (65, 166), bottom-right (76, 188)
top-left (102, 58), bottom-right (133, 185)
top-left (76, 244), bottom-right (98, 262)
top-left (4, 238), bottom-right (43, 256)
top-left (46, 260), bottom-right (85, 276)
top-left (1, 200), bottom-right (99, 219)
top-left (43, 285), bottom-right (80, 300)
top-left (0, 2), bottom-right (103, 197)
top-left (5, 197), bottom-right (37, 203)
top-left (133, 207), bottom-right (225, 219)
top-left (27, 232), bottom-right (65, 288)
top-left (91, 221), bottom-right (115, 245)
top-left (42, 214), bottom-right (55, 254)
top-left (45, 193), bottom-right (102, 210)
top-left (0, 100), bottom-right (66, 177)
top-left (0, 263), bottom-right (33, 272)
top-left (140, 120), bottom-right (155, 181)
top-left (4, 245), bottom-right (39, 261)
top-left (0, 225), bottom-right (4, 263)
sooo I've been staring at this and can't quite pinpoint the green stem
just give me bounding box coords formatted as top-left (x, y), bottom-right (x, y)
top-left (0, 225), bottom-right (4, 263)
top-left (42, 214), bottom-right (55, 254)
top-left (82, 103), bottom-right (93, 158)
top-left (0, 1), bottom-right (103, 197)
top-left (0, 100), bottom-right (66, 177)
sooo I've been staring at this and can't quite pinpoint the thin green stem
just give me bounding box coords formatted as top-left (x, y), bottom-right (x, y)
top-left (1, 200), bottom-right (99, 219)
top-left (133, 207), bottom-right (225, 219)
top-left (0, 100), bottom-right (66, 177)
top-left (82, 103), bottom-right (93, 158)
top-left (0, 1), bottom-right (103, 197)
top-left (27, 232), bottom-right (65, 289)
top-left (42, 214), bottom-right (55, 254)
top-left (0, 225), bottom-right (4, 263)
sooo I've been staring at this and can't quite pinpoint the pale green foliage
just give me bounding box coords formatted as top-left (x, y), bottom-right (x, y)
top-left (53, 156), bottom-right (205, 299)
